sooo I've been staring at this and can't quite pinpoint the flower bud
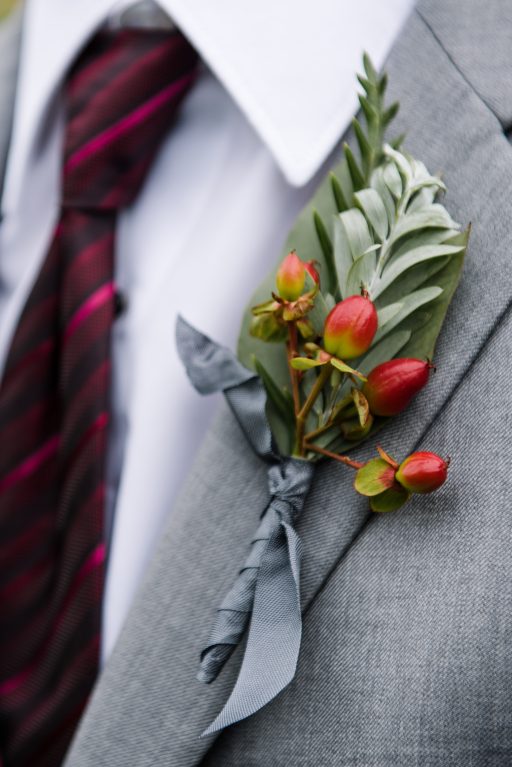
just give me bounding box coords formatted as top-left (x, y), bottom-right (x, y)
top-left (305, 260), bottom-right (320, 285)
top-left (396, 451), bottom-right (449, 494)
top-left (276, 251), bottom-right (306, 301)
top-left (363, 358), bottom-right (431, 416)
top-left (323, 295), bottom-right (378, 360)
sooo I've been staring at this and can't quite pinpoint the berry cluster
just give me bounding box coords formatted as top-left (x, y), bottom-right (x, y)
top-left (250, 251), bottom-right (449, 512)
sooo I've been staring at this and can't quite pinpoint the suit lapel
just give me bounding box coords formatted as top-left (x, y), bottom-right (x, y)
top-left (65, 3), bottom-right (512, 765)
top-left (417, 0), bottom-right (512, 130)
top-left (298, 0), bottom-right (512, 615)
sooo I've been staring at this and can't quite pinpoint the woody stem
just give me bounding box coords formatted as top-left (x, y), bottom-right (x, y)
top-left (294, 364), bottom-right (332, 457)
top-left (303, 442), bottom-right (363, 470)
top-left (287, 322), bottom-right (301, 416)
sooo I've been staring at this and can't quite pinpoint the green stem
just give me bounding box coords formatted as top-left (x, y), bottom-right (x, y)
top-left (294, 364), bottom-right (331, 457)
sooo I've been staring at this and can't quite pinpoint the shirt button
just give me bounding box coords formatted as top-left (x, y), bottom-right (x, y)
top-left (114, 290), bottom-right (128, 318)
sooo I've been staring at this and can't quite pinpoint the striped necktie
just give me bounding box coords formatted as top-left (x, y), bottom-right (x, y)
top-left (0, 28), bottom-right (198, 766)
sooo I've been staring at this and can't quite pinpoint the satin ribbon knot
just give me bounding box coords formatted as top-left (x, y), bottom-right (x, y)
top-left (176, 316), bottom-right (315, 736)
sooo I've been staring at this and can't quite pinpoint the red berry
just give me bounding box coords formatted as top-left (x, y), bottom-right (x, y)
top-left (323, 295), bottom-right (378, 360)
top-left (363, 358), bottom-right (431, 416)
top-left (305, 260), bottom-right (320, 285)
top-left (396, 451), bottom-right (448, 494)
top-left (276, 251), bottom-right (306, 301)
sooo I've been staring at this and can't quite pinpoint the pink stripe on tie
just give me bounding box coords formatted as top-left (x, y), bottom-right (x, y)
top-left (0, 543), bottom-right (106, 697)
top-left (0, 436), bottom-right (59, 493)
top-left (65, 71), bottom-right (196, 172)
top-left (64, 282), bottom-right (115, 342)
top-left (69, 36), bottom-right (173, 104)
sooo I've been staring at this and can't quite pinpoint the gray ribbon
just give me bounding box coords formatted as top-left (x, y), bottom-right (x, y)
top-left (176, 317), bottom-right (315, 735)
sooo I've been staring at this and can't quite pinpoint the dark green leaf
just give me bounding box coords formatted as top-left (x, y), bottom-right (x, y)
top-left (389, 133), bottom-right (406, 150)
top-left (313, 210), bottom-right (336, 294)
top-left (344, 143), bottom-right (365, 190)
top-left (373, 243), bottom-right (464, 299)
top-left (378, 72), bottom-right (388, 96)
top-left (370, 485), bottom-right (410, 512)
top-left (358, 94), bottom-right (378, 128)
top-left (253, 356), bottom-right (294, 427)
top-left (383, 102), bottom-right (399, 126)
top-left (330, 172), bottom-right (348, 212)
top-left (352, 118), bottom-right (373, 174)
top-left (302, 369), bottom-right (324, 417)
top-left (357, 74), bottom-right (372, 93)
top-left (363, 51), bottom-right (378, 81)
top-left (358, 330), bottom-right (411, 375)
top-left (373, 286), bottom-right (443, 344)
top-left (252, 356), bottom-right (294, 455)
top-left (398, 229), bottom-right (468, 359)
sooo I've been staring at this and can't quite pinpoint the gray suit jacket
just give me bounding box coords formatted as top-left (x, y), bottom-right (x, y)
top-left (4, 0), bottom-right (512, 764)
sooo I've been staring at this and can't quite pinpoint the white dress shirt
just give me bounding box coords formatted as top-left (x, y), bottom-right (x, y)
top-left (0, 0), bottom-right (414, 662)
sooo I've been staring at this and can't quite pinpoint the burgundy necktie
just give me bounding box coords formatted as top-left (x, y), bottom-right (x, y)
top-left (0, 28), bottom-right (197, 766)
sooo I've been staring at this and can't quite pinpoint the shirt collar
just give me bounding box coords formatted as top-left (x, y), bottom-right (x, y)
top-left (5, 0), bottom-right (414, 216)
top-left (160, 0), bottom-right (415, 185)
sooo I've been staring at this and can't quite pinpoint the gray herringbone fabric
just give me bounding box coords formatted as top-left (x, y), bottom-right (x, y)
top-left (60, 0), bottom-right (512, 764)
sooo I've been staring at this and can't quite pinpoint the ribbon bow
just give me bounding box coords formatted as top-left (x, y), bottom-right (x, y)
top-left (176, 317), bottom-right (314, 735)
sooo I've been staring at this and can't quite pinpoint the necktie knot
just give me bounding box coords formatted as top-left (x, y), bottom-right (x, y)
top-left (62, 29), bottom-right (198, 210)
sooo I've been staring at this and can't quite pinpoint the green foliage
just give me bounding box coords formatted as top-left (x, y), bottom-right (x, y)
top-left (237, 54), bottom-right (468, 460)
top-left (370, 485), bottom-right (410, 512)
top-left (252, 356), bottom-right (294, 455)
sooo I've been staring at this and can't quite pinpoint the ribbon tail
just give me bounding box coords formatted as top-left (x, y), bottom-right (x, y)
top-left (176, 315), bottom-right (275, 459)
top-left (201, 521), bottom-right (303, 736)
top-left (176, 315), bottom-right (254, 394)
top-left (197, 507), bottom-right (277, 684)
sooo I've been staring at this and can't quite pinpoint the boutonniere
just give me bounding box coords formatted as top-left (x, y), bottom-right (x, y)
top-left (177, 55), bottom-right (469, 735)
